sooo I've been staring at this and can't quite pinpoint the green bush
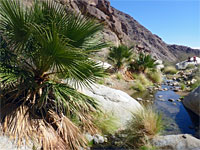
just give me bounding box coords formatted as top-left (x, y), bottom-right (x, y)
top-left (186, 64), bottom-right (196, 70)
top-left (93, 113), bottom-right (120, 135)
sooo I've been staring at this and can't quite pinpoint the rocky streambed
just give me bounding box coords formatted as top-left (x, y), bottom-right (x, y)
top-left (154, 80), bottom-right (199, 137)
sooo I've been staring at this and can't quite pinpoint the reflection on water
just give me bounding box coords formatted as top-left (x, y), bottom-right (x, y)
top-left (132, 82), bottom-right (199, 137)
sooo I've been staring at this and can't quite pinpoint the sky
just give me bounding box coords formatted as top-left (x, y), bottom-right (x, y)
top-left (109, 0), bottom-right (200, 48)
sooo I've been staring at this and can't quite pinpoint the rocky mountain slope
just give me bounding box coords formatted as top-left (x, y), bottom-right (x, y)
top-left (26, 0), bottom-right (200, 62)
top-left (61, 0), bottom-right (200, 62)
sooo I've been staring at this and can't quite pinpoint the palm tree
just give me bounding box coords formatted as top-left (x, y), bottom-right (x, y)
top-left (128, 52), bottom-right (157, 73)
top-left (108, 45), bottom-right (134, 71)
top-left (0, 0), bottom-right (107, 149)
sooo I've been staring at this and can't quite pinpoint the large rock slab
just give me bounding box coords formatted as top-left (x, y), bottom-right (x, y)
top-left (183, 86), bottom-right (200, 116)
top-left (176, 57), bottom-right (200, 70)
top-left (152, 134), bottom-right (200, 150)
top-left (79, 84), bottom-right (142, 126)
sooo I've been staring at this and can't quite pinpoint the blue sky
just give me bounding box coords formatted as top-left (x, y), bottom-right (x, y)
top-left (109, 0), bottom-right (200, 48)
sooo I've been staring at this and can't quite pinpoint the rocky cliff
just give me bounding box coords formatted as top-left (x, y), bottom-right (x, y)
top-left (61, 0), bottom-right (200, 62)
top-left (26, 0), bottom-right (200, 62)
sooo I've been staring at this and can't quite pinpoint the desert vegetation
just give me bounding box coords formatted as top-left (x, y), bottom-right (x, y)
top-left (163, 66), bottom-right (178, 74)
top-left (108, 44), bottom-right (134, 71)
top-left (122, 106), bottom-right (163, 149)
top-left (128, 52), bottom-right (158, 73)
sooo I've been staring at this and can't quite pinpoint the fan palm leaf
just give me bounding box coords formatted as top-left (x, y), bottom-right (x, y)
top-left (108, 45), bottom-right (134, 70)
top-left (0, 0), bottom-right (108, 149)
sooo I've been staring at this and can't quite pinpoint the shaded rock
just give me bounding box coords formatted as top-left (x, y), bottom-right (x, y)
top-left (168, 99), bottom-right (174, 102)
top-left (152, 134), bottom-right (200, 150)
top-left (183, 86), bottom-right (200, 116)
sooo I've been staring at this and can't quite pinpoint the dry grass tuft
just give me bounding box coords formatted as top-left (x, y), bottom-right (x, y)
top-left (163, 66), bottom-right (178, 74)
top-left (1, 105), bottom-right (87, 150)
top-left (122, 106), bottom-right (163, 148)
top-left (146, 70), bottom-right (163, 84)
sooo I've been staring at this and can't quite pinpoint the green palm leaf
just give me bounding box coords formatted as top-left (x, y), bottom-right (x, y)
top-left (0, 0), bottom-right (108, 149)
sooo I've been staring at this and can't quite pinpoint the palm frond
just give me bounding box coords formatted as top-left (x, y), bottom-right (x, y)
top-left (0, 0), bottom-right (32, 48)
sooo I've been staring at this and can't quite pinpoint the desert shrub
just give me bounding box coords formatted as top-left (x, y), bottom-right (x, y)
top-left (123, 107), bottom-right (163, 149)
top-left (93, 113), bottom-right (119, 135)
top-left (140, 143), bottom-right (158, 150)
top-left (137, 73), bottom-right (153, 86)
top-left (163, 66), bottom-right (178, 74)
top-left (146, 70), bottom-right (163, 84)
top-left (133, 80), bottom-right (146, 92)
top-left (186, 64), bottom-right (196, 70)
top-left (180, 83), bottom-right (186, 90)
top-left (189, 66), bottom-right (200, 90)
top-left (116, 72), bottom-right (123, 80)
top-left (98, 79), bottom-right (105, 85)
top-left (132, 74), bottom-right (153, 92)
top-left (190, 79), bottom-right (200, 91)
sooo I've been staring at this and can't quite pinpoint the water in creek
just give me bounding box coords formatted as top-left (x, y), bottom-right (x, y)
top-left (132, 80), bottom-right (199, 137)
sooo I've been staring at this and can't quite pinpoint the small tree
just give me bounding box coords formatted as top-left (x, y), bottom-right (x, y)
top-left (108, 45), bottom-right (134, 71)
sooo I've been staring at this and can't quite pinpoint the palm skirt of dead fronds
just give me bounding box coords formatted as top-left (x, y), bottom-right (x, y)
top-left (1, 104), bottom-right (89, 150)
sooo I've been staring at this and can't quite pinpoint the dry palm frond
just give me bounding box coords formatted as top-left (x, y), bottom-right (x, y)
top-left (1, 105), bottom-right (87, 150)
top-left (78, 113), bottom-right (99, 135)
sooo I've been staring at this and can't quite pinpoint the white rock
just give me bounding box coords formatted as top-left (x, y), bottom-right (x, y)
top-left (79, 84), bottom-right (142, 126)
top-left (155, 60), bottom-right (164, 70)
top-left (176, 57), bottom-right (200, 70)
top-left (96, 61), bottom-right (112, 69)
top-left (93, 134), bottom-right (104, 144)
top-left (152, 134), bottom-right (200, 150)
top-left (155, 59), bottom-right (163, 65)
top-left (136, 97), bottom-right (143, 101)
top-left (191, 79), bottom-right (197, 84)
top-left (85, 133), bottom-right (94, 142)
top-left (0, 135), bottom-right (34, 150)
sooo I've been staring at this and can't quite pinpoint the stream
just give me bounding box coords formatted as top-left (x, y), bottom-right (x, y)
top-left (132, 79), bottom-right (200, 138)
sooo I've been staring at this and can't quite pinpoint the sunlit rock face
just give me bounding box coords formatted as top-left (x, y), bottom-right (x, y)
top-left (152, 134), bottom-right (200, 150)
top-left (79, 84), bottom-right (142, 127)
top-left (176, 57), bottom-right (200, 70)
